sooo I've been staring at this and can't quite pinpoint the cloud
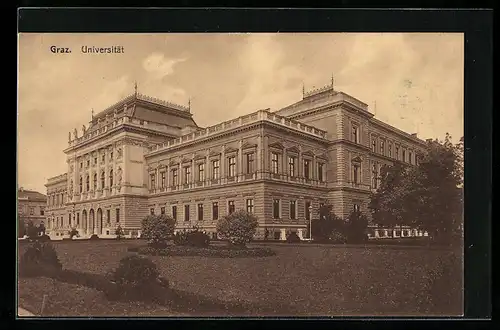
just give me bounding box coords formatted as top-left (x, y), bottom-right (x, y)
top-left (142, 52), bottom-right (187, 79)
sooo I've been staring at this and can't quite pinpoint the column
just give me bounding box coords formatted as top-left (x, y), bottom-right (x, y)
top-left (257, 134), bottom-right (263, 179)
top-left (263, 136), bottom-right (269, 179)
top-left (312, 155), bottom-right (317, 181)
top-left (238, 140), bottom-right (243, 181)
top-left (221, 145), bottom-right (226, 184)
top-left (166, 164), bottom-right (170, 191)
top-left (298, 146), bottom-right (303, 182)
top-left (191, 157), bottom-right (195, 187)
top-left (280, 228), bottom-right (286, 241)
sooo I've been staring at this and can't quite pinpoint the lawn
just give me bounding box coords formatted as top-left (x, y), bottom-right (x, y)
top-left (17, 240), bottom-right (462, 317)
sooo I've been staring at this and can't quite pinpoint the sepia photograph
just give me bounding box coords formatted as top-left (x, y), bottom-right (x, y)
top-left (17, 32), bottom-right (465, 317)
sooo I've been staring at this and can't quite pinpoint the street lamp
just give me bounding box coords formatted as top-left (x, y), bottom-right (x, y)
top-left (308, 205), bottom-right (313, 240)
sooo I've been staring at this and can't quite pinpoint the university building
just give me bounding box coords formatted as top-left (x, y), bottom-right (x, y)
top-left (18, 188), bottom-right (47, 228)
top-left (45, 81), bottom-right (428, 240)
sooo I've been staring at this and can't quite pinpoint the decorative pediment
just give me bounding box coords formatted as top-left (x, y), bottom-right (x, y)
top-left (286, 146), bottom-right (300, 154)
top-left (225, 146), bottom-right (239, 154)
top-left (169, 159), bottom-right (179, 167)
top-left (352, 156), bottom-right (362, 163)
top-left (302, 150), bottom-right (314, 157)
top-left (193, 153), bottom-right (206, 161)
top-left (181, 156), bottom-right (192, 164)
top-left (209, 150), bottom-right (221, 158)
top-left (241, 142), bottom-right (257, 150)
top-left (269, 142), bottom-right (284, 150)
top-left (316, 153), bottom-right (328, 161)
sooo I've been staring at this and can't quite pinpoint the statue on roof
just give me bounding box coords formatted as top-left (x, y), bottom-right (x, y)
top-left (68, 131), bottom-right (72, 142)
top-left (73, 128), bottom-right (78, 139)
top-left (82, 124), bottom-right (86, 135)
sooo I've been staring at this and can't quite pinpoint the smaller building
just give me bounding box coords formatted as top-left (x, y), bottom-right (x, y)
top-left (18, 187), bottom-right (47, 228)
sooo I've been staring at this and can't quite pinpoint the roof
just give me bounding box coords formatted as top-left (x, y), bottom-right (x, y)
top-left (18, 189), bottom-right (47, 202)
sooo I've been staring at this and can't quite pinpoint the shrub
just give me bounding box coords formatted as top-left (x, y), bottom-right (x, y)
top-left (216, 210), bottom-right (258, 247)
top-left (18, 218), bottom-right (26, 238)
top-left (173, 227), bottom-right (210, 247)
top-left (344, 210), bottom-right (369, 243)
top-left (329, 230), bottom-right (348, 244)
top-left (311, 205), bottom-right (344, 241)
top-left (19, 241), bottom-right (62, 277)
top-left (286, 232), bottom-right (301, 243)
top-left (111, 255), bottom-right (160, 287)
top-left (115, 225), bottom-right (124, 240)
top-left (90, 234), bottom-right (99, 240)
top-left (25, 221), bottom-right (40, 240)
top-left (137, 245), bottom-right (276, 258)
top-left (38, 234), bottom-right (51, 242)
top-left (173, 230), bottom-right (188, 246)
top-left (69, 228), bottom-right (79, 239)
top-left (141, 215), bottom-right (176, 247)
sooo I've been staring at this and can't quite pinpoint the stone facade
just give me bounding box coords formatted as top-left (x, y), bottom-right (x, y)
top-left (18, 188), bottom-right (47, 228)
top-left (45, 83), bottom-right (428, 240)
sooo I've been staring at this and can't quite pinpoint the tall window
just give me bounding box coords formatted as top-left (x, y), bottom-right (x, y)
top-left (172, 168), bottom-right (178, 186)
top-left (116, 208), bottom-right (120, 223)
top-left (402, 150), bottom-right (406, 162)
top-left (372, 163), bottom-right (378, 189)
top-left (273, 199), bottom-right (280, 219)
top-left (100, 171), bottom-right (105, 189)
top-left (68, 214), bottom-right (72, 226)
top-left (150, 208), bottom-right (155, 215)
top-left (352, 125), bottom-right (359, 143)
top-left (353, 163), bottom-right (360, 184)
top-left (409, 151), bottom-right (413, 164)
top-left (246, 199), bottom-right (254, 213)
top-left (101, 154), bottom-right (105, 162)
top-left (228, 200), bottom-right (235, 214)
top-left (372, 139), bottom-right (377, 152)
top-left (198, 203), bottom-right (204, 221)
top-left (289, 200), bottom-right (296, 219)
top-left (380, 140), bottom-right (385, 155)
top-left (184, 166), bottom-right (191, 184)
top-left (94, 157), bottom-right (97, 165)
top-left (93, 173), bottom-right (97, 190)
top-left (228, 157), bottom-right (236, 177)
top-left (161, 172), bottom-right (166, 188)
top-left (304, 159), bottom-right (310, 179)
top-left (212, 160), bottom-right (220, 179)
top-left (150, 173), bottom-right (156, 189)
top-left (40, 207), bottom-right (44, 216)
top-left (271, 152), bottom-right (279, 174)
top-left (396, 146), bottom-right (400, 160)
top-left (87, 160), bottom-right (90, 167)
top-left (184, 205), bottom-right (190, 222)
top-left (198, 163), bottom-right (205, 182)
top-left (110, 151), bottom-right (113, 160)
top-left (105, 210), bottom-right (109, 224)
top-left (246, 153), bottom-right (254, 174)
top-left (305, 201), bottom-right (311, 220)
top-left (86, 176), bottom-right (90, 191)
top-left (318, 163), bottom-right (324, 181)
top-left (29, 207), bottom-right (34, 215)
top-left (109, 170), bottom-right (114, 187)
top-left (172, 205), bottom-right (177, 220)
top-left (288, 156), bottom-right (296, 177)
top-left (79, 177), bottom-right (83, 193)
top-left (161, 207), bottom-right (165, 215)
top-left (212, 202), bottom-right (219, 220)
top-left (388, 143), bottom-right (392, 157)
top-left (354, 204), bottom-right (361, 212)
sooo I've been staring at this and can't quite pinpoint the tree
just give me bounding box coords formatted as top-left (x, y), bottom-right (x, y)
top-left (141, 215), bottom-right (176, 247)
top-left (344, 210), bottom-right (369, 243)
top-left (310, 204), bottom-right (344, 241)
top-left (216, 210), bottom-right (258, 247)
top-left (115, 225), bottom-right (124, 240)
top-left (18, 217), bottom-right (26, 238)
top-left (26, 220), bottom-right (40, 239)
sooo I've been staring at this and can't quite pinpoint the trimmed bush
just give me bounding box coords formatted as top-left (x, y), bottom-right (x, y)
top-left (141, 215), bottom-right (176, 247)
top-left (286, 232), bottom-right (301, 243)
top-left (90, 234), bottom-right (99, 240)
top-left (173, 227), bottom-right (210, 247)
top-left (19, 241), bottom-right (62, 277)
top-left (216, 210), bottom-right (258, 247)
top-left (344, 210), bottom-right (369, 244)
top-left (25, 221), bottom-right (40, 240)
top-left (328, 230), bottom-right (348, 244)
top-left (136, 245), bottom-right (276, 258)
top-left (69, 228), bottom-right (79, 239)
top-left (115, 225), bottom-right (124, 240)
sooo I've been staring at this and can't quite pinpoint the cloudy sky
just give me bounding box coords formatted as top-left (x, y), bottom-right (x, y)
top-left (18, 33), bottom-right (464, 194)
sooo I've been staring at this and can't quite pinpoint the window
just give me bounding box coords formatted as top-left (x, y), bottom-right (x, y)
top-left (304, 159), bottom-right (310, 179)
top-left (402, 149), bottom-right (406, 162)
top-left (184, 205), bottom-right (190, 222)
top-left (246, 153), bottom-right (254, 174)
top-left (40, 207), bottom-right (44, 216)
top-left (396, 146), bottom-right (400, 160)
top-left (246, 199), bottom-right (254, 213)
top-left (409, 151), bottom-right (413, 164)
top-left (228, 157), bottom-right (236, 177)
top-left (87, 160), bottom-right (90, 167)
top-left (318, 163), bottom-right (324, 181)
top-left (184, 166), bottom-right (191, 183)
top-left (116, 208), bottom-right (120, 223)
top-left (353, 163), bottom-right (360, 184)
top-left (354, 204), bottom-right (361, 212)
top-left (110, 151), bottom-right (113, 160)
top-left (100, 172), bottom-right (105, 189)
top-left (101, 154), bottom-right (105, 162)
top-left (388, 143), bottom-right (392, 157)
top-left (288, 156), bottom-right (296, 177)
top-left (150, 208), bottom-right (155, 215)
top-left (172, 205), bottom-right (177, 220)
top-left (380, 140), bottom-right (385, 155)
top-left (172, 168), bottom-right (178, 186)
top-left (106, 210), bottom-right (110, 223)
top-left (77, 212), bottom-right (80, 225)
top-left (372, 139), bottom-right (377, 152)
top-left (372, 163), bottom-right (378, 189)
top-left (109, 170), bottom-right (114, 187)
top-left (352, 125), bottom-right (359, 143)
top-left (29, 207), bottom-right (34, 215)
top-left (273, 199), bottom-right (280, 219)
top-left (212, 202), bottom-right (219, 220)
top-left (150, 173), bottom-right (156, 189)
top-left (416, 154), bottom-right (420, 166)
top-left (93, 173), bottom-right (97, 190)
top-left (161, 172), bottom-right (166, 188)
top-left (94, 157), bottom-right (97, 164)
top-left (305, 201), bottom-right (311, 220)
top-left (198, 163), bottom-right (205, 182)
top-left (198, 203), bottom-right (204, 221)
top-left (228, 200), bottom-right (235, 214)
top-left (86, 176), bottom-right (90, 191)
top-left (271, 152), bottom-right (279, 174)
top-left (289, 200), bottom-right (296, 219)
top-left (68, 214), bottom-right (72, 227)
top-left (80, 162), bottom-right (83, 169)
top-left (159, 207), bottom-right (165, 215)
top-left (212, 160), bottom-right (220, 179)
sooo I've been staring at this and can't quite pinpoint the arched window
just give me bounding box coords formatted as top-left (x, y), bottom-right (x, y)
top-left (93, 173), bottom-right (97, 190)
top-left (79, 177), bottom-right (83, 193)
top-left (101, 171), bottom-right (105, 189)
top-left (86, 176), bottom-right (90, 191)
top-left (109, 170), bottom-right (114, 187)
